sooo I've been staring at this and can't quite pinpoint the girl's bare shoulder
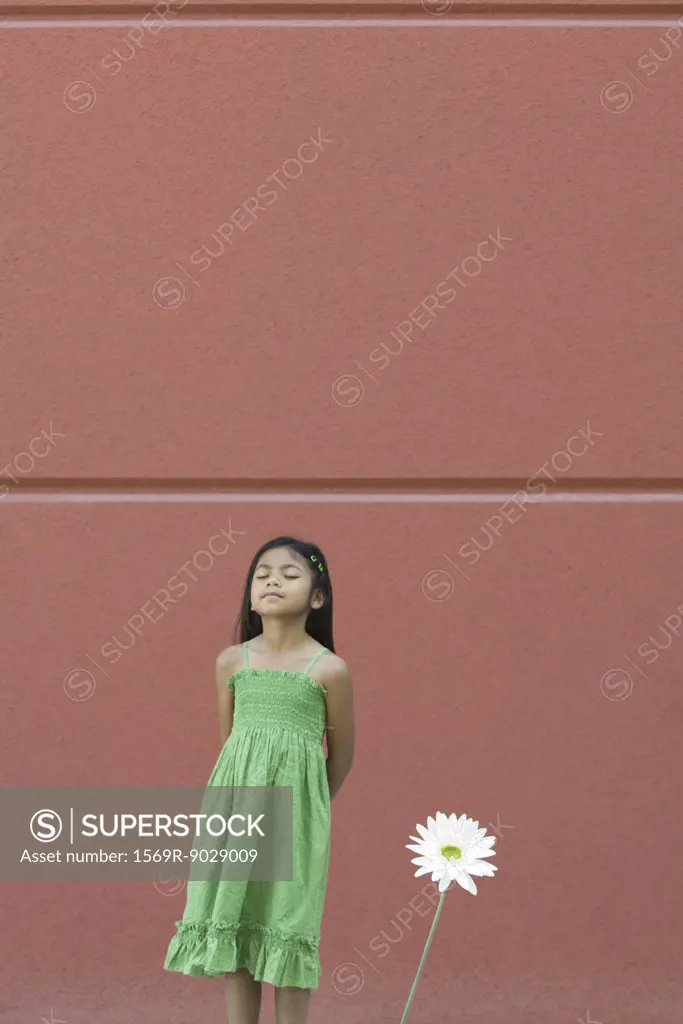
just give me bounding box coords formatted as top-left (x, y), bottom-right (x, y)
top-left (215, 645), bottom-right (242, 685)
top-left (317, 651), bottom-right (352, 689)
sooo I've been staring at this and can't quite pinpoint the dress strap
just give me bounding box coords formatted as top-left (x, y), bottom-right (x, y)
top-left (303, 647), bottom-right (327, 675)
top-left (242, 641), bottom-right (249, 669)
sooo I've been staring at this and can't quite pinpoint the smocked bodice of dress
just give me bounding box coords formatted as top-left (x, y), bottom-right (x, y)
top-left (228, 669), bottom-right (328, 743)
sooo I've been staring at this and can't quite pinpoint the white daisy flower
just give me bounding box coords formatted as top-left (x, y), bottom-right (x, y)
top-left (406, 811), bottom-right (497, 895)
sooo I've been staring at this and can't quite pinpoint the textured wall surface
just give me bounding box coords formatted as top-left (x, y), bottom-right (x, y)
top-left (2, 5), bottom-right (683, 1024)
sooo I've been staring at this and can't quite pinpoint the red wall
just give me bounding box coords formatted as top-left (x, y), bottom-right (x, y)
top-left (2, 3), bottom-right (683, 1022)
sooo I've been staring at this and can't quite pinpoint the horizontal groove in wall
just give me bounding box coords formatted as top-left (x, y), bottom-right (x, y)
top-left (4, 493), bottom-right (683, 503)
top-left (3, 479), bottom-right (683, 502)
top-left (2, 0), bottom-right (683, 18)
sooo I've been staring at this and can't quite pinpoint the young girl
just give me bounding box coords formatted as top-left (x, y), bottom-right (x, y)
top-left (164, 536), bottom-right (355, 1024)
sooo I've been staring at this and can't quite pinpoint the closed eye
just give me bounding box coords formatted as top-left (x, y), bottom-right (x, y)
top-left (255, 573), bottom-right (302, 580)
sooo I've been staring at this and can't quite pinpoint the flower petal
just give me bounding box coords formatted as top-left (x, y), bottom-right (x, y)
top-left (466, 860), bottom-right (497, 877)
top-left (455, 870), bottom-right (478, 895)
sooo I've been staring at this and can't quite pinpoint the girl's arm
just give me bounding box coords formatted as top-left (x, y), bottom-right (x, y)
top-left (321, 658), bottom-right (355, 800)
top-left (215, 646), bottom-right (237, 747)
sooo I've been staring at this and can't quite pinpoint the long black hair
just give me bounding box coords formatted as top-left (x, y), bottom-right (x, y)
top-left (233, 535), bottom-right (335, 652)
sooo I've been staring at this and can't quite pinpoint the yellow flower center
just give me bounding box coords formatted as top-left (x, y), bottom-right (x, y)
top-left (441, 844), bottom-right (462, 861)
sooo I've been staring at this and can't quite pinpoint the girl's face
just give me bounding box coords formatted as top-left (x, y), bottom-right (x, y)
top-left (250, 547), bottom-right (323, 619)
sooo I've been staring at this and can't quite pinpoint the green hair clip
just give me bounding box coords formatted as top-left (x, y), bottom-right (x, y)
top-left (310, 554), bottom-right (325, 573)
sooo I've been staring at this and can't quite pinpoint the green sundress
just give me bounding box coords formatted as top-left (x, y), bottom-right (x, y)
top-left (163, 642), bottom-right (331, 988)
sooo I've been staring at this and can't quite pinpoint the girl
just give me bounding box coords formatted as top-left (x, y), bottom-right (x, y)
top-left (164, 536), bottom-right (355, 1024)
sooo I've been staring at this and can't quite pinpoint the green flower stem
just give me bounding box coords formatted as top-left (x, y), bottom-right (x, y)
top-left (399, 887), bottom-right (447, 1024)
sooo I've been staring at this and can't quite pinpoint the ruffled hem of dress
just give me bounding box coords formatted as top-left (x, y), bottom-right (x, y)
top-left (163, 919), bottom-right (322, 988)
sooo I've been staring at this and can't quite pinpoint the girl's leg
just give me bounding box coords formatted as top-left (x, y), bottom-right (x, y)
top-left (274, 985), bottom-right (311, 1024)
top-left (224, 968), bottom-right (262, 1024)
